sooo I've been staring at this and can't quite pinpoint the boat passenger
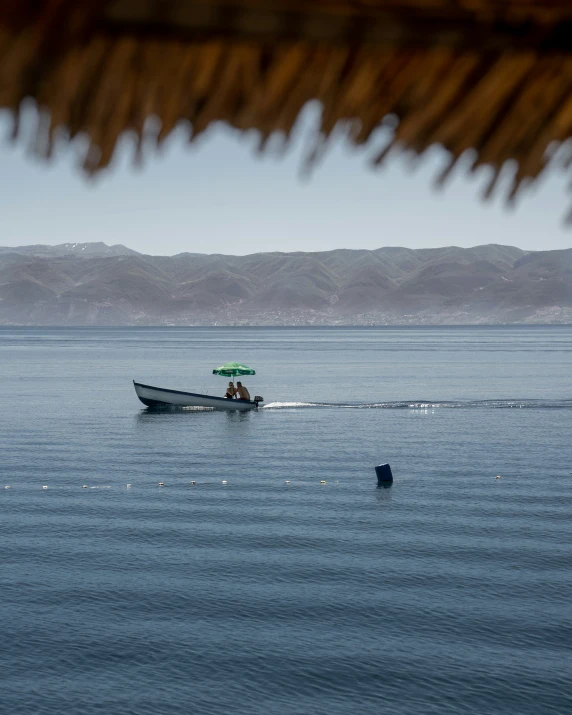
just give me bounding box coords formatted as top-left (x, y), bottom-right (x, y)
top-left (235, 381), bottom-right (250, 401)
top-left (225, 381), bottom-right (236, 399)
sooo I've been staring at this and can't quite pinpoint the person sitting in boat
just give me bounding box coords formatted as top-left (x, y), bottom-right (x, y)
top-left (235, 381), bottom-right (250, 401)
top-left (224, 381), bottom-right (236, 399)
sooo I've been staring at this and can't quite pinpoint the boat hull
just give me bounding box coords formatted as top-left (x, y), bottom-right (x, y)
top-left (133, 381), bottom-right (260, 411)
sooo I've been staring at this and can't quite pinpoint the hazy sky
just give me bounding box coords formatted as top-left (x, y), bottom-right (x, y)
top-left (1, 106), bottom-right (571, 256)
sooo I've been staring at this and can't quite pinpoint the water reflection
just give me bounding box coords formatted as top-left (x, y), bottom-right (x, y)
top-left (135, 406), bottom-right (218, 426)
top-left (375, 485), bottom-right (393, 503)
top-left (134, 406), bottom-right (254, 428)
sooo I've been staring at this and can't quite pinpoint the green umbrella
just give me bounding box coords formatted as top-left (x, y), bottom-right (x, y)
top-left (213, 361), bottom-right (256, 378)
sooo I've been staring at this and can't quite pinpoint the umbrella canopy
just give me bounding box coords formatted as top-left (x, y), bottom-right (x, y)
top-left (213, 362), bottom-right (256, 378)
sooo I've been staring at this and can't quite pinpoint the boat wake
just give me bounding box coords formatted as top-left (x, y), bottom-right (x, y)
top-left (262, 399), bottom-right (572, 410)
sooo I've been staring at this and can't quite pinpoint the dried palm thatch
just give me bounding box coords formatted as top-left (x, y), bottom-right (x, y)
top-left (3, 1), bottom-right (572, 215)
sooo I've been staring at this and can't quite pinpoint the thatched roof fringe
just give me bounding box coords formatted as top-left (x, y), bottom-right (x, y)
top-left (3, 1), bottom-right (572, 218)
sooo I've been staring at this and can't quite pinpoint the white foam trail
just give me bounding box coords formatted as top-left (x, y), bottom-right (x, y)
top-left (262, 401), bottom-right (318, 409)
top-left (261, 399), bottom-right (572, 410)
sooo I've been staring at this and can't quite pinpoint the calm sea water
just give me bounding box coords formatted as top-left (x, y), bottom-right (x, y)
top-left (1, 326), bottom-right (571, 715)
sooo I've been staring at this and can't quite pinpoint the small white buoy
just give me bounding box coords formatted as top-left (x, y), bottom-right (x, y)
top-left (495, 475), bottom-right (502, 480)
top-left (222, 480), bottom-right (228, 484)
top-left (126, 484), bottom-right (132, 488)
top-left (320, 480), bottom-right (327, 485)
top-left (4, 485), bottom-right (11, 489)
top-left (158, 482), bottom-right (164, 486)
top-left (42, 485), bottom-right (48, 490)
top-left (285, 480), bottom-right (291, 484)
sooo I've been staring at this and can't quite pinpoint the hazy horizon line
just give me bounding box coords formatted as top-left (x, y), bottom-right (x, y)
top-left (0, 239), bottom-right (546, 259)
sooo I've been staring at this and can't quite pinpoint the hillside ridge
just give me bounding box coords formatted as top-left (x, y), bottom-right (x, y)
top-left (1, 243), bottom-right (570, 325)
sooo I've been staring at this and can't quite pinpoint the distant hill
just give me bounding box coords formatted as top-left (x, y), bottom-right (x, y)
top-left (0, 242), bottom-right (139, 259)
top-left (0, 242), bottom-right (570, 325)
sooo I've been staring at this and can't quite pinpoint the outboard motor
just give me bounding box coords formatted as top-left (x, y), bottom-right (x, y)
top-left (254, 395), bottom-right (264, 406)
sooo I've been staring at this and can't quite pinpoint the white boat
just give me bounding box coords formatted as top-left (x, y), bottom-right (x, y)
top-left (133, 381), bottom-right (263, 411)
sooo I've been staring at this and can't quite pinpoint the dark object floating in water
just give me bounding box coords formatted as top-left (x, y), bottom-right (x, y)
top-left (375, 463), bottom-right (393, 487)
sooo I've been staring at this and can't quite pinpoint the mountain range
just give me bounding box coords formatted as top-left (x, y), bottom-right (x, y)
top-left (0, 242), bottom-right (571, 325)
